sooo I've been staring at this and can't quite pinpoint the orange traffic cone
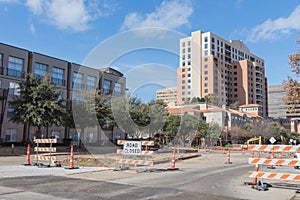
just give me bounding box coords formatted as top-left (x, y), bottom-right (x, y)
top-left (225, 149), bottom-right (232, 164)
top-left (23, 143), bottom-right (31, 166)
top-left (167, 149), bottom-right (178, 170)
top-left (65, 144), bottom-right (79, 170)
top-left (268, 150), bottom-right (276, 169)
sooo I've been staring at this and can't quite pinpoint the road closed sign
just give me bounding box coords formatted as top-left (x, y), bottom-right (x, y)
top-left (123, 141), bottom-right (142, 155)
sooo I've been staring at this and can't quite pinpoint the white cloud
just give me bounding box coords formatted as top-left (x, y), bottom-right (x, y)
top-left (25, 0), bottom-right (115, 32)
top-left (121, 0), bottom-right (193, 31)
top-left (25, 0), bottom-right (42, 15)
top-left (248, 5), bottom-right (300, 42)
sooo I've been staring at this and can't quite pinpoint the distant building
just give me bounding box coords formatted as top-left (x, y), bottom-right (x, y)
top-left (156, 87), bottom-right (177, 106)
top-left (268, 85), bottom-right (287, 119)
top-left (0, 43), bottom-right (126, 144)
top-left (177, 30), bottom-right (268, 117)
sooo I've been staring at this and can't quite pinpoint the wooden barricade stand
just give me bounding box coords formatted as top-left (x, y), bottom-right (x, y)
top-left (115, 140), bottom-right (155, 172)
top-left (33, 138), bottom-right (57, 167)
top-left (246, 145), bottom-right (300, 191)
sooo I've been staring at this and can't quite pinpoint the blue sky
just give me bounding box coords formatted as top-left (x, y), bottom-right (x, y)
top-left (1, 0), bottom-right (300, 102)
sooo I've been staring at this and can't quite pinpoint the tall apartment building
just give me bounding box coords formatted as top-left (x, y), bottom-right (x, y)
top-left (177, 30), bottom-right (268, 117)
top-left (0, 43), bottom-right (126, 144)
top-left (156, 87), bottom-right (177, 106)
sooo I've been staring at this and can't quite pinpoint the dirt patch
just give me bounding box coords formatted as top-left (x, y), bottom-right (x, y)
top-left (58, 157), bottom-right (109, 167)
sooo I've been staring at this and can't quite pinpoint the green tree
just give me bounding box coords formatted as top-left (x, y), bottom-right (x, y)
top-left (207, 122), bottom-right (221, 146)
top-left (194, 119), bottom-right (208, 146)
top-left (9, 73), bottom-right (67, 139)
top-left (163, 115), bottom-right (181, 141)
top-left (175, 114), bottom-right (199, 147)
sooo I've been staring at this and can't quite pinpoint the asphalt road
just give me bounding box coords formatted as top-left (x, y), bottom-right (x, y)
top-left (0, 151), bottom-right (299, 200)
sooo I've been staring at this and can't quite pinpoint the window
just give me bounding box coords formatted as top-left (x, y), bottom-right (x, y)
top-left (204, 83), bottom-right (208, 87)
top-left (182, 55), bottom-right (185, 60)
top-left (212, 37), bottom-right (215, 43)
top-left (188, 41), bottom-right (191, 46)
top-left (52, 67), bottom-right (65, 86)
top-left (182, 98), bottom-right (185, 101)
top-left (204, 58), bottom-right (208, 62)
top-left (234, 72), bottom-right (237, 75)
top-left (204, 44), bottom-right (208, 49)
top-left (221, 42), bottom-right (223, 46)
top-left (5, 128), bottom-right (17, 142)
top-left (217, 40), bottom-right (219, 45)
top-left (204, 37), bottom-right (208, 42)
top-left (188, 47), bottom-right (191, 52)
top-left (7, 106), bottom-right (14, 118)
top-left (86, 75), bottom-right (96, 90)
top-left (72, 72), bottom-right (83, 89)
top-left (182, 80), bottom-right (185, 84)
top-left (114, 82), bottom-right (122, 96)
top-left (187, 54), bottom-right (191, 59)
top-left (187, 74), bottom-right (191, 77)
top-left (188, 85), bottom-right (191, 89)
top-left (182, 86), bottom-right (185, 89)
top-left (182, 61), bottom-right (185, 66)
top-left (212, 44), bottom-right (215, 50)
top-left (8, 56), bottom-right (23, 78)
top-left (204, 50), bottom-right (208, 56)
top-left (182, 91), bottom-right (185, 95)
top-left (103, 79), bottom-right (112, 95)
top-left (211, 51), bottom-right (215, 55)
top-left (182, 49), bottom-right (185, 54)
top-left (182, 68), bottom-right (185, 72)
top-left (182, 42), bottom-right (185, 47)
top-left (182, 74), bottom-right (185, 78)
top-left (204, 77), bottom-right (208, 81)
top-left (204, 64), bottom-right (208, 68)
top-left (188, 61), bottom-right (191, 66)
top-left (204, 89), bottom-right (208, 93)
top-left (204, 71), bottom-right (208, 75)
top-left (34, 63), bottom-right (48, 78)
top-left (188, 79), bottom-right (191, 83)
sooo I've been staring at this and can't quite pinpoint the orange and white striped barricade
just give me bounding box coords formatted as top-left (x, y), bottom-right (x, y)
top-left (34, 138), bottom-right (57, 167)
top-left (247, 145), bottom-right (300, 191)
top-left (248, 145), bottom-right (300, 152)
top-left (116, 159), bottom-right (154, 166)
top-left (116, 140), bottom-right (155, 171)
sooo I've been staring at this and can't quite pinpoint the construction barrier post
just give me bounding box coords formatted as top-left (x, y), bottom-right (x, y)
top-left (251, 151), bottom-right (254, 158)
top-left (65, 144), bottom-right (79, 170)
top-left (225, 149), bottom-right (232, 164)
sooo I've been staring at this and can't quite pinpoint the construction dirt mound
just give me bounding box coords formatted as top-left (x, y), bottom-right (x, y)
top-left (58, 157), bottom-right (109, 167)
